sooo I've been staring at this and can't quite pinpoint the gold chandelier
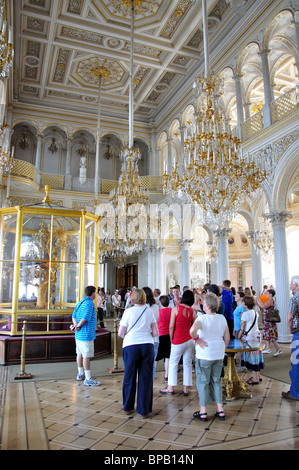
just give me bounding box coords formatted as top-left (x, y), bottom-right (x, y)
top-left (98, 0), bottom-right (150, 266)
top-left (163, 0), bottom-right (266, 228)
top-left (0, 1), bottom-right (13, 78)
top-left (0, 125), bottom-right (14, 173)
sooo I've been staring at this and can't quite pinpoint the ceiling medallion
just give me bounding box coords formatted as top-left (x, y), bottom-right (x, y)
top-left (77, 58), bottom-right (123, 86)
top-left (105, 0), bottom-right (160, 18)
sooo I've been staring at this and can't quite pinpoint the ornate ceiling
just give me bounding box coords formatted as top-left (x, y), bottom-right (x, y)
top-left (13, 0), bottom-right (239, 123)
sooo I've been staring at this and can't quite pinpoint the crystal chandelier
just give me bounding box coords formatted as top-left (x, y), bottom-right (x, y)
top-left (48, 129), bottom-right (58, 154)
top-left (0, 125), bottom-right (14, 173)
top-left (91, 63), bottom-right (111, 200)
top-left (162, 0), bottom-right (266, 229)
top-left (19, 126), bottom-right (29, 149)
top-left (0, 2), bottom-right (14, 78)
top-left (98, 0), bottom-right (150, 265)
top-left (253, 215), bottom-right (274, 263)
top-left (103, 137), bottom-right (114, 160)
top-left (76, 141), bottom-right (86, 158)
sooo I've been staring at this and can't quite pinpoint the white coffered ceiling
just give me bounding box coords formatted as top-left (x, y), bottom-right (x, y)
top-left (13, 0), bottom-right (242, 123)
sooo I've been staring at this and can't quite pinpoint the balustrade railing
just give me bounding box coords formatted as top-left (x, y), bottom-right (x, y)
top-left (242, 86), bottom-right (298, 141)
top-left (10, 88), bottom-right (298, 190)
top-left (271, 87), bottom-right (298, 124)
top-left (10, 160), bottom-right (164, 194)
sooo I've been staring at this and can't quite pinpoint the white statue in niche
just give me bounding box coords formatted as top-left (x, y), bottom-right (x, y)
top-left (79, 156), bottom-right (87, 184)
top-left (168, 272), bottom-right (176, 289)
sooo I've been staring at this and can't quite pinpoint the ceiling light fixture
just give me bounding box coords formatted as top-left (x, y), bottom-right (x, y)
top-left (162, 0), bottom-right (266, 229)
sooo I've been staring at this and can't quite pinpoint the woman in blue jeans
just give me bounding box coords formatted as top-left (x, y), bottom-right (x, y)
top-left (118, 288), bottom-right (158, 418)
top-left (190, 292), bottom-right (230, 422)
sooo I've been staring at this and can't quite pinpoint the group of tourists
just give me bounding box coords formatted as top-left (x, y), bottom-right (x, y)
top-left (71, 275), bottom-right (299, 420)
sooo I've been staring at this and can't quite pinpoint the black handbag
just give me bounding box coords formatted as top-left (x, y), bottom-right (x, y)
top-left (265, 306), bottom-right (281, 323)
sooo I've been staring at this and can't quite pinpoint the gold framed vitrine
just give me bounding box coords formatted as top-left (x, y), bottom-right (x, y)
top-left (0, 186), bottom-right (100, 336)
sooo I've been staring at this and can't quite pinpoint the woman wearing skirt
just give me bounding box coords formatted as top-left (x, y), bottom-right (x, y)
top-left (239, 295), bottom-right (264, 385)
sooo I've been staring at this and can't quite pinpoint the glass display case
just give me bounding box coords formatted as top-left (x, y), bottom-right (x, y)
top-left (0, 186), bottom-right (100, 336)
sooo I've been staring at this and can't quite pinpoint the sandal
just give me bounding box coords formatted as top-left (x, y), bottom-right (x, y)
top-left (248, 376), bottom-right (262, 383)
top-left (246, 378), bottom-right (259, 385)
top-left (193, 411), bottom-right (208, 422)
top-left (215, 411), bottom-right (226, 421)
top-left (281, 391), bottom-right (299, 401)
top-left (160, 388), bottom-right (174, 395)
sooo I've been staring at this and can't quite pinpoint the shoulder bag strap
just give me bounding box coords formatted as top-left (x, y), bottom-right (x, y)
top-left (74, 298), bottom-right (88, 313)
top-left (125, 307), bottom-right (147, 336)
top-left (244, 311), bottom-right (257, 335)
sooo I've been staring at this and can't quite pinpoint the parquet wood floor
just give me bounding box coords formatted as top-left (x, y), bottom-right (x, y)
top-left (1, 365), bottom-right (298, 451)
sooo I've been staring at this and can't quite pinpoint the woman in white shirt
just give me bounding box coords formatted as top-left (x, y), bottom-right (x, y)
top-left (118, 288), bottom-right (158, 418)
top-left (238, 295), bottom-right (264, 385)
top-left (190, 292), bottom-right (230, 422)
top-left (112, 290), bottom-right (122, 318)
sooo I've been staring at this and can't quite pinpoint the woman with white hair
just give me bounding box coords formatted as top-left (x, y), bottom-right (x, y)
top-left (190, 292), bottom-right (230, 422)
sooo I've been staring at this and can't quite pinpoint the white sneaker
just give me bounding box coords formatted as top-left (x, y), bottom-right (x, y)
top-left (274, 350), bottom-right (282, 357)
top-left (84, 378), bottom-right (101, 386)
top-left (262, 349), bottom-right (271, 354)
top-left (76, 373), bottom-right (85, 381)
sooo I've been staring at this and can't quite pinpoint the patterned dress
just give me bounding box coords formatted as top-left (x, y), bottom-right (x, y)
top-left (262, 307), bottom-right (278, 341)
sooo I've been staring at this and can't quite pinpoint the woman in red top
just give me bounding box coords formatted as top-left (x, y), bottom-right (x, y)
top-left (155, 295), bottom-right (172, 382)
top-left (160, 290), bottom-right (197, 396)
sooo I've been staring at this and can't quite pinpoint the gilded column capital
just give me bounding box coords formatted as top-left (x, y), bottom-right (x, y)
top-left (265, 210), bottom-right (292, 228)
top-left (213, 227), bottom-right (232, 239)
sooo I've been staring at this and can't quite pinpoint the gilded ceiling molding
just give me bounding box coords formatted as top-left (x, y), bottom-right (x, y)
top-left (160, 0), bottom-right (194, 39)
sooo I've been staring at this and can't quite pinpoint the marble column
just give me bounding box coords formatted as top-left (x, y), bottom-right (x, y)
top-left (207, 240), bottom-right (218, 284)
top-left (149, 120), bottom-right (156, 175)
top-left (179, 125), bottom-right (185, 167)
top-left (65, 137), bottom-right (72, 190)
top-left (258, 48), bottom-right (274, 128)
top-left (266, 210), bottom-right (292, 343)
top-left (35, 133), bottom-right (43, 186)
top-left (214, 228), bottom-right (232, 284)
top-left (138, 250), bottom-right (149, 288)
top-left (290, 5), bottom-right (299, 91)
top-left (157, 147), bottom-right (162, 175)
top-left (179, 239), bottom-right (193, 288)
top-left (233, 72), bottom-right (244, 139)
top-left (155, 246), bottom-right (164, 291)
top-left (147, 246), bottom-right (155, 290)
top-left (244, 101), bottom-right (251, 121)
top-left (167, 137), bottom-right (173, 170)
top-left (246, 230), bottom-right (263, 292)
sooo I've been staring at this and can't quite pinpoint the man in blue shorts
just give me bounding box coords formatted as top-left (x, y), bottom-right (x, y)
top-left (72, 285), bottom-right (101, 386)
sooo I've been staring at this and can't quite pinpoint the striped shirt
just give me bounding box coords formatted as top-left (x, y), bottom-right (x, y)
top-left (289, 291), bottom-right (299, 331)
top-left (72, 297), bottom-right (97, 342)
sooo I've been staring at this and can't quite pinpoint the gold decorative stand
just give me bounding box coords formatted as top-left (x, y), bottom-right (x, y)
top-left (14, 321), bottom-right (32, 380)
top-left (222, 352), bottom-right (251, 400)
top-left (107, 318), bottom-right (124, 374)
top-left (222, 339), bottom-right (265, 400)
